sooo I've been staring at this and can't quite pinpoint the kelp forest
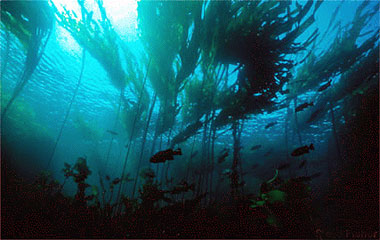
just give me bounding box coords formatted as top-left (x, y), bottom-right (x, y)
top-left (1, 0), bottom-right (379, 238)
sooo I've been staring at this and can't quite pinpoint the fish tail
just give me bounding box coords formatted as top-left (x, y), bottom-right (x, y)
top-left (309, 143), bottom-right (314, 150)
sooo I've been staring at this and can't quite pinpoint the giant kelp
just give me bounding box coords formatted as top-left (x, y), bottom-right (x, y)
top-left (51, 0), bottom-right (126, 90)
top-left (290, 1), bottom-right (379, 126)
top-left (51, 0), bottom-right (149, 103)
top-left (1, 0), bottom-right (54, 120)
top-left (200, 1), bottom-right (321, 128)
top-left (290, 1), bottom-right (378, 96)
top-left (2, 1), bottom-right (378, 238)
top-left (138, 0), bottom-right (203, 137)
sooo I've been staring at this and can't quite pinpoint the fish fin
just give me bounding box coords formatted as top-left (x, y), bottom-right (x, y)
top-left (309, 144), bottom-right (314, 150)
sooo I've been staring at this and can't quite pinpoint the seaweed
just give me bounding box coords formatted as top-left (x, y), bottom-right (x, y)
top-left (47, 50), bottom-right (86, 167)
top-left (1, 0), bottom-right (53, 120)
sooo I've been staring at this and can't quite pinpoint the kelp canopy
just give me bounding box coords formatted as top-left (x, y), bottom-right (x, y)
top-left (51, 0), bottom-right (126, 90)
top-left (205, 1), bottom-right (321, 128)
top-left (1, 0), bottom-right (54, 119)
top-left (51, 0), bottom-right (148, 99)
top-left (51, 0), bottom-right (151, 139)
top-left (1, 1), bottom-right (53, 50)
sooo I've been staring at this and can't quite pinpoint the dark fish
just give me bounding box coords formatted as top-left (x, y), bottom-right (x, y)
top-left (191, 151), bottom-right (198, 158)
top-left (291, 144), bottom-right (314, 157)
top-left (277, 163), bottom-right (291, 170)
top-left (295, 102), bottom-right (314, 112)
top-left (250, 145), bottom-right (262, 151)
top-left (238, 181), bottom-right (246, 187)
top-left (264, 148), bottom-right (273, 157)
top-left (280, 89), bottom-right (290, 94)
top-left (165, 177), bottom-right (174, 184)
top-left (295, 172), bottom-right (322, 182)
top-left (265, 121), bottom-right (278, 129)
top-left (222, 168), bottom-right (232, 176)
top-left (105, 175), bottom-right (110, 181)
top-left (112, 178), bottom-right (121, 185)
top-left (107, 130), bottom-right (118, 135)
top-left (251, 163), bottom-right (259, 169)
top-left (299, 160), bottom-right (307, 168)
top-left (218, 150), bottom-right (229, 163)
top-left (150, 148), bottom-right (182, 163)
top-left (170, 181), bottom-right (195, 194)
top-left (318, 79), bottom-right (332, 92)
top-left (307, 109), bottom-right (322, 123)
top-left (145, 171), bottom-right (156, 179)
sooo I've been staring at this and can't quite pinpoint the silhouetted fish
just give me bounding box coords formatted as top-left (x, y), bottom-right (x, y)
top-left (112, 178), bottom-right (121, 185)
top-left (150, 148), bottom-right (182, 163)
top-left (222, 168), bottom-right (232, 176)
top-left (295, 172), bottom-right (322, 182)
top-left (107, 130), bottom-right (118, 135)
top-left (278, 163), bottom-right (291, 170)
top-left (318, 79), bottom-right (332, 92)
top-left (251, 163), bottom-right (259, 169)
top-left (295, 102), bottom-right (314, 112)
top-left (170, 181), bottom-right (195, 194)
top-left (250, 145), bottom-right (262, 151)
top-left (264, 148), bottom-right (273, 157)
top-left (291, 144), bottom-right (314, 157)
top-left (307, 109), bottom-right (322, 123)
top-left (280, 89), bottom-right (290, 94)
top-left (299, 160), bottom-right (307, 168)
top-left (218, 150), bottom-right (229, 163)
top-left (190, 151), bottom-right (198, 158)
top-left (265, 121), bottom-right (278, 129)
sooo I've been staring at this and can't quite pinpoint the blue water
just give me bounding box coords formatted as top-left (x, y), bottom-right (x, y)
top-left (1, 0), bottom-right (378, 198)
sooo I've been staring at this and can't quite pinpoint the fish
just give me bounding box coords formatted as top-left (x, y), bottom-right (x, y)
top-left (291, 144), bottom-right (314, 157)
top-left (165, 177), bottom-right (174, 184)
top-left (251, 163), bottom-right (259, 169)
top-left (250, 145), bottom-right (262, 151)
top-left (318, 79), bottom-right (332, 92)
top-left (295, 172), bottom-right (322, 182)
top-left (264, 148), bottom-right (273, 157)
top-left (218, 150), bottom-right (229, 163)
top-left (112, 178), bottom-right (121, 185)
top-left (107, 130), bottom-right (118, 136)
top-left (144, 171), bottom-right (156, 179)
top-left (238, 181), bottom-right (246, 187)
top-left (265, 121), bottom-right (278, 129)
top-left (105, 175), bottom-right (110, 181)
top-left (190, 151), bottom-right (198, 158)
top-left (277, 163), bottom-right (291, 170)
top-left (307, 109), bottom-right (322, 123)
top-left (150, 148), bottom-right (182, 163)
top-left (222, 168), bottom-right (232, 176)
top-left (280, 89), bottom-right (290, 94)
top-left (295, 102), bottom-right (314, 112)
top-left (299, 160), bottom-right (307, 168)
top-left (170, 181), bottom-right (195, 194)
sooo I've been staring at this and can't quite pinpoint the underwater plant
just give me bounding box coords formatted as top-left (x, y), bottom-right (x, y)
top-left (205, 1), bottom-right (321, 128)
top-left (1, 0), bottom-right (54, 120)
top-left (47, 50), bottom-right (87, 167)
top-left (249, 171), bottom-right (317, 236)
top-left (290, 1), bottom-right (379, 97)
top-left (61, 157), bottom-right (107, 209)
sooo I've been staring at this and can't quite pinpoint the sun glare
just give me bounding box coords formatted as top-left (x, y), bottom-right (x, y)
top-left (52, 0), bottom-right (138, 53)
